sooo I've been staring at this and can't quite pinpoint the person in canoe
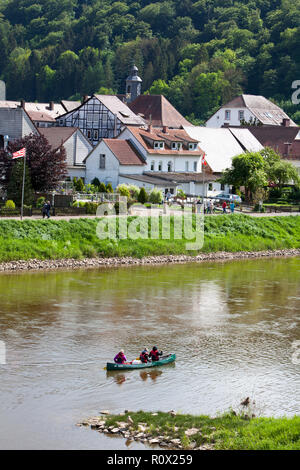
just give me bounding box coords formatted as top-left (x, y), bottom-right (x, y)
top-left (140, 348), bottom-right (150, 363)
top-left (149, 346), bottom-right (163, 362)
top-left (114, 349), bottom-right (127, 364)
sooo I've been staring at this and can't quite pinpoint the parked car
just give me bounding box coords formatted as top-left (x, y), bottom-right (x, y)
top-left (215, 193), bottom-right (242, 203)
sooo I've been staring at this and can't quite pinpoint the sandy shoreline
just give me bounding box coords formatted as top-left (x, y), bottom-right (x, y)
top-left (0, 249), bottom-right (300, 274)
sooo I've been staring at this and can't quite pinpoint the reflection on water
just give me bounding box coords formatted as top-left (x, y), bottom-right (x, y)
top-left (0, 257), bottom-right (299, 449)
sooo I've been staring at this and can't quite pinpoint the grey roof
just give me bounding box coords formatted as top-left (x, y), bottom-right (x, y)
top-left (184, 127), bottom-right (245, 172)
top-left (144, 172), bottom-right (217, 183)
top-left (119, 174), bottom-right (177, 187)
top-left (229, 128), bottom-right (264, 152)
top-left (61, 100), bottom-right (81, 112)
top-left (0, 100), bottom-right (65, 119)
top-left (93, 95), bottom-right (145, 125)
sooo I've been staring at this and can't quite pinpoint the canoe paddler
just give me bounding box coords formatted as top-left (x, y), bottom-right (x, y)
top-left (149, 346), bottom-right (163, 362)
top-left (140, 348), bottom-right (150, 363)
top-left (114, 349), bottom-right (127, 364)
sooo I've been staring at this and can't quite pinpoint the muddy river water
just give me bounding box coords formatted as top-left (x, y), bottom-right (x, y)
top-left (0, 257), bottom-right (299, 449)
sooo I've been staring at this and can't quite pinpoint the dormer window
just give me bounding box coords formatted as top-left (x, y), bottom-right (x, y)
top-left (154, 141), bottom-right (164, 149)
top-left (189, 143), bottom-right (197, 150)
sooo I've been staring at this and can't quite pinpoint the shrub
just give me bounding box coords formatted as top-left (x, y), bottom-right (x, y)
top-left (36, 196), bottom-right (45, 208)
top-left (106, 183), bottom-right (113, 193)
top-left (116, 184), bottom-right (131, 198)
top-left (138, 187), bottom-right (148, 204)
top-left (128, 185), bottom-right (140, 200)
top-left (149, 189), bottom-right (163, 204)
top-left (99, 182), bottom-right (107, 193)
top-left (5, 200), bottom-right (15, 209)
top-left (91, 177), bottom-right (101, 189)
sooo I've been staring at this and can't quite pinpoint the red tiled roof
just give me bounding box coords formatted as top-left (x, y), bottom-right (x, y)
top-left (103, 139), bottom-right (145, 165)
top-left (248, 126), bottom-right (300, 159)
top-left (125, 126), bottom-right (204, 156)
top-left (128, 95), bottom-right (192, 128)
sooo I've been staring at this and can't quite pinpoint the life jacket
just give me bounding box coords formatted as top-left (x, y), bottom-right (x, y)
top-left (140, 351), bottom-right (148, 363)
top-left (150, 349), bottom-right (159, 361)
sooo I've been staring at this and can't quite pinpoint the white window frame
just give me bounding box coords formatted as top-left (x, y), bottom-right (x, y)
top-left (238, 110), bottom-right (245, 121)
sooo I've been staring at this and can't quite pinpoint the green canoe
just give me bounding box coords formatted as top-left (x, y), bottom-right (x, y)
top-left (106, 353), bottom-right (176, 371)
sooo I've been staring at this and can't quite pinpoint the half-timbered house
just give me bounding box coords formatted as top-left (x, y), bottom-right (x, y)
top-left (56, 94), bottom-right (145, 146)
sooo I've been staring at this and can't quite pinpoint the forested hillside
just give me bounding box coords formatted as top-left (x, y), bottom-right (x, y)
top-left (0, 0), bottom-right (299, 122)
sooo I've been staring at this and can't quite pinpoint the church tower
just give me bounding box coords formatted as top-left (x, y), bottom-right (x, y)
top-left (126, 65), bottom-right (142, 103)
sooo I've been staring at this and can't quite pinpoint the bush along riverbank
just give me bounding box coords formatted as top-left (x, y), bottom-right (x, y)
top-left (79, 407), bottom-right (300, 450)
top-left (0, 214), bottom-right (300, 264)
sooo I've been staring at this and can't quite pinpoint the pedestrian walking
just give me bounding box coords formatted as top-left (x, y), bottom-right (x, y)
top-left (222, 201), bottom-right (227, 213)
top-left (230, 201), bottom-right (235, 214)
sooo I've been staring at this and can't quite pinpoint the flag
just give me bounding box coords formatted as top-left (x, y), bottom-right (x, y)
top-left (12, 148), bottom-right (26, 159)
top-left (202, 153), bottom-right (207, 166)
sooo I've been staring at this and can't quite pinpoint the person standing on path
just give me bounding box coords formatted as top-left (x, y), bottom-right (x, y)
top-left (230, 201), bottom-right (235, 214)
top-left (222, 201), bottom-right (227, 213)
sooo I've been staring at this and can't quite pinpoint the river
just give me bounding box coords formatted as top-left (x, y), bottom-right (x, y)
top-left (0, 257), bottom-right (299, 449)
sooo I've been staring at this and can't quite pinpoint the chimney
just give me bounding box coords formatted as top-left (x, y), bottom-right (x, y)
top-left (282, 118), bottom-right (290, 127)
top-left (20, 99), bottom-right (25, 109)
top-left (49, 101), bottom-right (54, 111)
top-left (162, 125), bottom-right (168, 133)
top-left (82, 95), bottom-right (89, 103)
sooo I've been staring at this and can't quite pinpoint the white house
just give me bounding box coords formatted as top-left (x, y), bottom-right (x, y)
top-left (38, 127), bottom-right (93, 181)
top-left (206, 95), bottom-right (297, 128)
top-left (84, 138), bottom-right (146, 188)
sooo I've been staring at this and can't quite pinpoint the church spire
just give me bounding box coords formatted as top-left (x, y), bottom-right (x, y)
top-left (126, 64), bottom-right (142, 103)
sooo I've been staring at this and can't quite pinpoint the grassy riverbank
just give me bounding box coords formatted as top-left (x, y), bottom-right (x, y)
top-left (0, 214), bottom-right (300, 262)
top-left (84, 411), bottom-right (300, 450)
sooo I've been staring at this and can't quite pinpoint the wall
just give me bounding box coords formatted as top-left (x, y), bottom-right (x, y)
top-left (0, 108), bottom-right (37, 141)
top-left (206, 107), bottom-right (255, 128)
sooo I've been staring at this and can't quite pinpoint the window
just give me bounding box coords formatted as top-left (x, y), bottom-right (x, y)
top-left (59, 119), bottom-right (64, 126)
top-left (225, 110), bottom-right (231, 121)
top-left (158, 161), bottom-right (162, 171)
top-left (154, 141), bottom-right (164, 149)
top-left (238, 110), bottom-right (245, 121)
top-left (221, 183), bottom-right (225, 191)
top-left (167, 161), bottom-right (172, 172)
top-left (193, 161), bottom-right (197, 172)
top-left (93, 130), bottom-right (99, 140)
top-left (99, 154), bottom-right (106, 169)
top-left (172, 142), bottom-right (177, 150)
top-left (208, 183), bottom-right (213, 191)
top-left (189, 143), bottom-right (196, 150)
top-left (150, 161), bottom-right (155, 171)
top-left (185, 161), bottom-right (189, 172)
top-left (87, 130), bottom-right (92, 139)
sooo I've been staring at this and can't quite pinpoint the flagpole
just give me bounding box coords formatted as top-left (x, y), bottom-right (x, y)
top-left (20, 151), bottom-right (26, 221)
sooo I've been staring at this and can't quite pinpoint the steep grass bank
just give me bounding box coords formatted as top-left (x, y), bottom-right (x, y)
top-left (82, 411), bottom-right (300, 450)
top-left (0, 214), bottom-right (300, 262)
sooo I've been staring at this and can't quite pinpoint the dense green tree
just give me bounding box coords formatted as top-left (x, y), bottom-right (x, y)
top-left (0, 0), bottom-right (299, 123)
top-left (7, 160), bottom-right (34, 206)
